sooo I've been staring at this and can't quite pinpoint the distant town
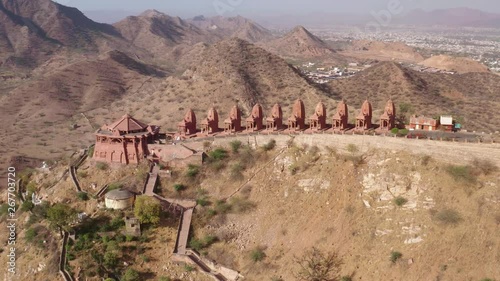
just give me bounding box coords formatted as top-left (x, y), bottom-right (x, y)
top-left (313, 26), bottom-right (500, 72)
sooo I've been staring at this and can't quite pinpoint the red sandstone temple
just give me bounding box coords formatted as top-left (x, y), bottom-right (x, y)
top-left (94, 114), bottom-right (159, 164)
top-left (379, 99), bottom-right (396, 131)
top-left (266, 103), bottom-right (283, 131)
top-left (288, 99), bottom-right (306, 130)
top-left (224, 105), bottom-right (242, 133)
top-left (409, 116), bottom-right (438, 131)
top-left (178, 109), bottom-right (197, 136)
top-left (246, 103), bottom-right (263, 131)
top-left (201, 107), bottom-right (219, 134)
top-left (309, 102), bottom-right (327, 130)
top-left (332, 100), bottom-right (349, 131)
top-left (356, 100), bottom-right (373, 131)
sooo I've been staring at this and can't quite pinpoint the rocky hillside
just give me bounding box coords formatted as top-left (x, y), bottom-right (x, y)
top-left (0, 0), bottom-right (140, 70)
top-left (0, 51), bottom-right (165, 172)
top-left (84, 37), bottom-right (334, 134)
top-left (327, 61), bottom-right (500, 131)
top-left (4, 133), bottom-right (498, 280)
top-left (341, 40), bottom-right (425, 63)
top-left (419, 55), bottom-right (490, 74)
top-left (263, 26), bottom-right (336, 59)
top-left (188, 15), bottom-right (273, 43)
top-left (114, 10), bottom-right (212, 52)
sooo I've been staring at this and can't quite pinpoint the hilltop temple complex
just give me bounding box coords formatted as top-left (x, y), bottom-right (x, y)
top-left (174, 98), bottom-right (396, 135)
top-left (93, 114), bottom-right (159, 164)
top-left (93, 99), bottom-right (412, 165)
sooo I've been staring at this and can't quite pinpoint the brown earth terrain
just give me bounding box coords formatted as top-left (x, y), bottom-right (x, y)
top-left (340, 40), bottom-right (425, 63)
top-left (261, 26), bottom-right (338, 60)
top-left (327, 61), bottom-right (500, 132)
top-left (2, 134), bottom-right (499, 280)
top-left (419, 54), bottom-right (491, 74)
top-left (187, 15), bottom-right (273, 43)
top-left (83, 37), bottom-right (334, 135)
top-left (0, 50), bottom-right (165, 176)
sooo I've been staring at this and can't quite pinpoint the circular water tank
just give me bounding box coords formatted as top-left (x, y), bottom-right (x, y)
top-left (105, 189), bottom-right (134, 210)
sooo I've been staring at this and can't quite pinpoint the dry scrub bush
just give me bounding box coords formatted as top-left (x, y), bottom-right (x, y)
top-left (472, 158), bottom-right (498, 175)
top-left (294, 248), bottom-right (341, 281)
top-left (433, 208), bottom-right (462, 225)
top-left (445, 165), bottom-right (477, 183)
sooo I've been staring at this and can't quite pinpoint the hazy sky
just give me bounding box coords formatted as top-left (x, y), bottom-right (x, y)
top-left (57, 0), bottom-right (500, 17)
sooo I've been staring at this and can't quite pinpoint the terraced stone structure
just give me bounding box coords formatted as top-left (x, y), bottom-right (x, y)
top-left (94, 114), bottom-right (159, 164)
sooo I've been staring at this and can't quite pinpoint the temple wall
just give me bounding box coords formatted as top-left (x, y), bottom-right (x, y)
top-left (184, 133), bottom-right (500, 167)
top-left (94, 141), bottom-right (146, 164)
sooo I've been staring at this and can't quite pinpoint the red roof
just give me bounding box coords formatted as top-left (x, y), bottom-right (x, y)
top-left (108, 114), bottom-right (148, 133)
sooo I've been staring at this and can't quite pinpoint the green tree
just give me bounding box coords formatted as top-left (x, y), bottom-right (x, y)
top-left (134, 196), bottom-right (161, 225)
top-left (46, 203), bottom-right (78, 232)
top-left (103, 251), bottom-right (118, 268)
top-left (397, 103), bottom-right (414, 126)
top-left (122, 268), bottom-right (140, 281)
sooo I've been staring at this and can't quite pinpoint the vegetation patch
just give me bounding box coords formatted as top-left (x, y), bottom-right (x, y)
top-left (173, 184), bottom-right (186, 192)
top-left (134, 196), bottom-right (161, 225)
top-left (445, 165), bottom-right (477, 183)
top-left (393, 196), bottom-right (408, 207)
top-left (250, 247), bottom-right (266, 262)
top-left (472, 158), bottom-right (498, 175)
top-left (262, 139), bottom-right (277, 151)
top-left (208, 148), bottom-right (228, 161)
top-left (77, 191), bottom-right (89, 201)
top-left (390, 251), bottom-right (403, 263)
top-left (189, 235), bottom-right (217, 252)
top-left (433, 208), bottom-right (462, 225)
top-left (230, 140), bottom-right (242, 153)
top-left (96, 162), bottom-right (109, 171)
top-left (294, 247), bottom-right (341, 281)
top-left (186, 164), bottom-right (200, 178)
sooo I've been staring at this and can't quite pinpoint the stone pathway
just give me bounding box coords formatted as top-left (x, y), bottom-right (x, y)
top-left (142, 163), bottom-right (242, 281)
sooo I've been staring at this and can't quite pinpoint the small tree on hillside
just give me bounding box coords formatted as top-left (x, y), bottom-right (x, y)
top-left (397, 103), bottom-right (414, 127)
top-left (46, 203), bottom-right (78, 233)
top-left (294, 247), bottom-right (341, 281)
top-left (134, 196), bottom-right (161, 225)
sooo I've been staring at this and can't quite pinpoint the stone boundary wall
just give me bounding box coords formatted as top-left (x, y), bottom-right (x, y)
top-left (184, 133), bottom-right (500, 167)
top-left (68, 166), bottom-right (81, 192)
top-left (94, 184), bottom-right (108, 198)
top-left (68, 150), bottom-right (88, 193)
top-left (142, 161), bottom-right (242, 280)
top-left (59, 231), bottom-right (74, 281)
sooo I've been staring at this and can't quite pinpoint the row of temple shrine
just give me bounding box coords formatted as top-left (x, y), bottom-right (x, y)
top-left (178, 99), bottom-right (397, 135)
top-left (92, 99), bottom-right (396, 165)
